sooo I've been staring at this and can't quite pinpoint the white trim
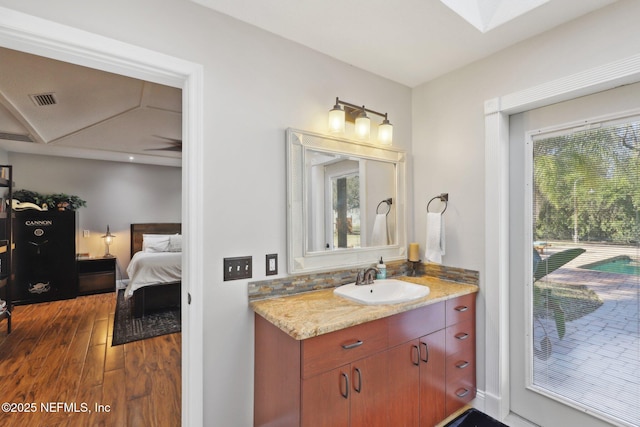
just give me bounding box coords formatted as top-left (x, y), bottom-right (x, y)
top-left (0, 7), bottom-right (204, 426)
top-left (484, 54), bottom-right (640, 423)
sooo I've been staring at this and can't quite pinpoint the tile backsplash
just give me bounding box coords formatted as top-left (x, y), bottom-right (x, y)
top-left (248, 260), bottom-right (479, 301)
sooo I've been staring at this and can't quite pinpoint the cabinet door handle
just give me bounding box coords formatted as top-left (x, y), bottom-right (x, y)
top-left (412, 345), bottom-right (420, 366)
top-left (454, 305), bottom-right (469, 312)
top-left (353, 367), bottom-right (362, 393)
top-left (340, 372), bottom-right (349, 399)
top-left (455, 388), bottom-right (470, 398)
top-left (420, 341), bottom-right (429, 363)
top-left (455, 360), bottom-right (470, 369)
top-left (455, 332), bottom-right (469, 340)
top-left (341, 340), bottom-right (363, 350)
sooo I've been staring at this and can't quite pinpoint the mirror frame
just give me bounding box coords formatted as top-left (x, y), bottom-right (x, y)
top-left (286, 128), bottom-right (407, 274)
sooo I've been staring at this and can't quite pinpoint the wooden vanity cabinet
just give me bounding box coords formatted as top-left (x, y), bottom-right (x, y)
top-left (254, 292), bottom-right (476, 427)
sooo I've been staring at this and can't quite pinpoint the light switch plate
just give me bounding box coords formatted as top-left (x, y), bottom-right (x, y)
top-left (266, 253), bottom-right (277, 276)
top-left (223, 256), bottom-right (252, 281)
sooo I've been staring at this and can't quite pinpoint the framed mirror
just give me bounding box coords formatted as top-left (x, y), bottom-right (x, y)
top-left (286, 128), bottom-right (407, 274)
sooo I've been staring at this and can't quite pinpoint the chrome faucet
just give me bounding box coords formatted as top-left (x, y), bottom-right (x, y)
top-left (355, 267), bottom-right (379, 285)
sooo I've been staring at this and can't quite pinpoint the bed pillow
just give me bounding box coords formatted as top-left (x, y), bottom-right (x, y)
top-left (169, 234), bottom-right (182, 252)
top-left (142, 234), bottom-right (171, 252)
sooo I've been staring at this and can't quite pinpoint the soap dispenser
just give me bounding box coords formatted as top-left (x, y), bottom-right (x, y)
top-left (376, 257), bottom-right (387, 280)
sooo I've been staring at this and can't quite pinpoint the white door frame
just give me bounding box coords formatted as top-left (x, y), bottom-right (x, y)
top-left (0, 8), bottom-right (204, 426)
top-left (484, 54), bottom-right (640, 423)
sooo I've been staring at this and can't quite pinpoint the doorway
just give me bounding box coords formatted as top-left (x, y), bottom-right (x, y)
top-left (509, 85), bottom-right (640, 426)
top-left (0, 8), bottom-right (204, 426)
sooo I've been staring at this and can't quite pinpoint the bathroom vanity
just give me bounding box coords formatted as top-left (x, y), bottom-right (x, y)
top-left (252, 276), bottom-right (477, 427)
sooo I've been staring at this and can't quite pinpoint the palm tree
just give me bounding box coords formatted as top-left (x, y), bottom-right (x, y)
top-left (532, 247), bottom-right (585, 360)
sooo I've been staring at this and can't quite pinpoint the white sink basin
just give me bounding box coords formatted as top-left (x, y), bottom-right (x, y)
top-left (333, 279), bottom-right (430, 305)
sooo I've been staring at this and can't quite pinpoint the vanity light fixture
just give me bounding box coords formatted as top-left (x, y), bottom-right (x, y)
top-left (102, 225), bottom-right (115, 258)
top-left (328, 97), bottom-right (393, 144)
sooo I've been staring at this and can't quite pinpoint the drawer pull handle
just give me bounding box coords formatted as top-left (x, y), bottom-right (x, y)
top-left (341, 340), bottom-right (363, 350)
top-left (354, 368), bottom-right (362, 393)
top-left (454, 305), bottom-right (469, 312)
top-left (340, 372), bottom-right (349, 399)
top-left (455, 332), bottom-right (469, 340)
top-left (455, 388), bottom-right (470, 398)
top-left (420, 341), bottom-right (429, 363)
top-left (455, 360), bottom-right (470, 369)
top-left (412, 345), bottom-right (420, 366)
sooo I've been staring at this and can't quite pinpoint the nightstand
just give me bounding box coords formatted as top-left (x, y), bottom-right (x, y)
top-left (77, 257), bottom-right (116, 295)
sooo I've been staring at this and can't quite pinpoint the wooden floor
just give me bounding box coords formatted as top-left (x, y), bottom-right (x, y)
top-left (0, 293), bottom-right (181, 427)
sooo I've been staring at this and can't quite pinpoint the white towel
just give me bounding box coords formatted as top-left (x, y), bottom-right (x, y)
top-left (371, 213), bottom-right (389, 246)
top-left (425, 212), bottom-right (445, 263)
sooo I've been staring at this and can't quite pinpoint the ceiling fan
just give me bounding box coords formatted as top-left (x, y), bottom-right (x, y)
top-left (146, 135), bottom-right (182, 152)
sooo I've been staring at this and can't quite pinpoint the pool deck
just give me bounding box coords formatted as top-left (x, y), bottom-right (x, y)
top-left (532, 241), bottom-right (639, 426)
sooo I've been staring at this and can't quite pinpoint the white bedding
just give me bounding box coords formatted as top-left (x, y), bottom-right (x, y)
top-left (125, 251), bottom-right (182, 299)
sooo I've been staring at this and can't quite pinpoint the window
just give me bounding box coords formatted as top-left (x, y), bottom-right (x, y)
top-left (530, 116), bottom-right (639, 426)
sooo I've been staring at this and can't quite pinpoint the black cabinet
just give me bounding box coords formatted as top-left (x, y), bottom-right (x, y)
top-left (12, 210), bottom-right (77, 305)
top-left (77, 257), bottom-right (116, 295)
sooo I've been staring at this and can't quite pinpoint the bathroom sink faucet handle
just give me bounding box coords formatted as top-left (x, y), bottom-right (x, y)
top-left (363, 267), bottom-right (380, 285)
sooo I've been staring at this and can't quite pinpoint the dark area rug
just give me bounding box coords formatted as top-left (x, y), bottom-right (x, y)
top-left (444, 408), bottom-right (508, 427)
top-left (112, 289), bottom-right (181, 346)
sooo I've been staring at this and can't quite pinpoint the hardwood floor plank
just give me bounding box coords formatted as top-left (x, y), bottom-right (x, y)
top-left (104, 334), bottom-right (124, 372)
top-left (79, 344), bottom-right (106, 389)
top-left (89, 318), bottom-right (108, 347)
top-left (101, 368), bottom-right (127, 426)
top-left (124, 340), bottom-right (152, 400)
top-left (127, 396), bottom-right (154, 427)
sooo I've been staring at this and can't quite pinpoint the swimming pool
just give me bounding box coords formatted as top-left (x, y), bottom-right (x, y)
top-left (582, 256), bottom-right (640, 276)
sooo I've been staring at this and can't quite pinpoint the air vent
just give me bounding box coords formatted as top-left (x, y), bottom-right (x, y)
top-left (29, 92), bottom-right (57, 106)
top-left (0, 132), bottom-right (33, 142)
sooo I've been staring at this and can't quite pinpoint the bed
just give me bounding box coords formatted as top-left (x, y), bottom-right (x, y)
top-left (126, 223), bottom-right (182, 317)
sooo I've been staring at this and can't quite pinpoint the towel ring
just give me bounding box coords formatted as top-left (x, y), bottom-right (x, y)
top-left (376, 198), bottom-right (392, 216)
top-left (427, 193), bottom-right (448, 214)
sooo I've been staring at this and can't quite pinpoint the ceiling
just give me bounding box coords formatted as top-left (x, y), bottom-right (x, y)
top-left (0, 47), bottom-right (182, 167)
top-left (0, 0), bottom-right (617, 165)
top-left (192, 0), bottom-right (617, 87)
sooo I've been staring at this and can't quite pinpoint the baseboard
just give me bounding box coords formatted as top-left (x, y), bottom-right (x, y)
top-left (471, 389), bottom-right (486, 412)
top-left (503, 412), bottom-right (539, 427)
top-left (473, 389), bottom-right (538, 427)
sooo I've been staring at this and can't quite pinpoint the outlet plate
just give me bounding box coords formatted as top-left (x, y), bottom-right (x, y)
top-left (266, 253), bottom-right (278, 276)
top-left (223, 256), bottom-right (252, 281)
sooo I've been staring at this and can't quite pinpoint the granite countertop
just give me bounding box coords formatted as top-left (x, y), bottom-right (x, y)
top-left (250, 275), bottom-right (478, 340)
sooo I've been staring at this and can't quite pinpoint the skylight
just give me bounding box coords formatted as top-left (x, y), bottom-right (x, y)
top-left (440, 0), bottom-right (550, 33)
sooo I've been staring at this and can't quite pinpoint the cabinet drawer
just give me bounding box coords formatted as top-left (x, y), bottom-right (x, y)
top-left (445, 348), bottom-right (475, 385)
top-left (445, 293), bottom-right (475, 326)
top-left (446, 374), bottom-right (476, 414)
top-left (302, 318), bottom-right (388, 378)
top-left (387, 301), bottom-right (445, 347)
top-left (78, 272), bottom-right (115, 294)
top-left (445, 319), bottom-right (474, 355)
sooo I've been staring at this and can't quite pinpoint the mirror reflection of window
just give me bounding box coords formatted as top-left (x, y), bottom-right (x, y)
top-left (331, 173), bottom-right (360, 249)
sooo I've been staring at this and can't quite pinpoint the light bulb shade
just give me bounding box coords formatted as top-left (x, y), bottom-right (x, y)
top-left (378, 119), bottom-right (393, 145)
top-left (355, 112), bottom-right (370, 140)
top-left (328, 106), bottom-right (345, 133)
top-left (102, 225), bottom-right (115, 256)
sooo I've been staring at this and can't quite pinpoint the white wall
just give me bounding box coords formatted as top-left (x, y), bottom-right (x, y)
top-left (8, 153), bottom-right (181, 272)
top-left (412, 0), bottom-right (640, 398)
top-left (0, 1), bottom-right (412, 425)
